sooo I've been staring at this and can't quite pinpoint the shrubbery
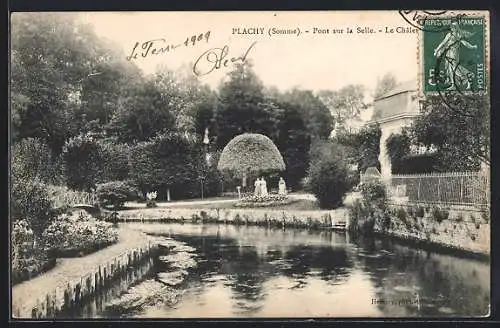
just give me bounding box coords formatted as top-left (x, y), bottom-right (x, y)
top-left (10, 177), bottom-right (57, 237)
top-left (336, 123), bottom-right (382, 175)
top-left (62, 134), bottom-right (105, 191)
top-left (349, 180), bottom-right (390, 234)
top-left (42, 212), bottom-right (118, 256)
top-left (306, 140), bottom-right (349, 209)
top-left (130, 132), bottom-right (200, 200)
top-left (96, 180), bottom-right (138, 209)
top-left (360, 180), bottom-right (388, 209)
top-left (100, 142), bottom-right (132, 182)
top-left (11, 219), bottom-right (55, 284)
top-left (11, 137), bottom-right (59, 183)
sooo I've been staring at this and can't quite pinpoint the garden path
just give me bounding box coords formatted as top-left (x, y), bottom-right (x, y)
top-left (11, 226), bottom-right (151, 318)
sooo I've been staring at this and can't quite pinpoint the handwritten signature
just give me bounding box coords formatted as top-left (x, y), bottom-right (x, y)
top-left (126, 31), bottom-right (211, 61)
top-left (193, 42), bottom-right (257, 77)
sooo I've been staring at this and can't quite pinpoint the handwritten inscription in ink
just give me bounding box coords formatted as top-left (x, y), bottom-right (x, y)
top-left (126, 31), bottom-right (211, 61)
top-left (192, 41), bottom-right (257, 77)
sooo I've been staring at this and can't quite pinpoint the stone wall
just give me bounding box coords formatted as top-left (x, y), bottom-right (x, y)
top-left (118, 207), bottom-right (349, 229)
top-left (379, 203), bottom-right (490, 255)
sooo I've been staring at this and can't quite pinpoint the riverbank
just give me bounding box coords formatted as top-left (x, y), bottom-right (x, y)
top-left (11, 227), bottom-right (154, 318)
top-left (116, 206), bottom-right (349, 231)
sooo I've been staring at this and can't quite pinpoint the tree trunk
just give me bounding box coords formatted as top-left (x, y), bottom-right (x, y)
top-left (166, 188), bottom-right (171, 202)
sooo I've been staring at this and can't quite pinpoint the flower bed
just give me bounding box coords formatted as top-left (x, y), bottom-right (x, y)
top-left (12, 220), bottom-right (57, 285)
top-left (11, 249), bottom-right (56, 285)
top-left (42, 211), bottom-right (119, 257)
top-left (233, 194), bottom-right (297, 208)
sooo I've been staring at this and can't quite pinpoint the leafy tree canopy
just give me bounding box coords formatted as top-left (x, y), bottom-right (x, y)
top-left (217, 133), bottom-right (286, 175)
top-left (409, 94), bottom-right (489, 170)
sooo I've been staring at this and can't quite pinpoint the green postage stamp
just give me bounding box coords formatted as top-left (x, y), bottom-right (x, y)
top-left (422, 15), bottom-right (487, 93)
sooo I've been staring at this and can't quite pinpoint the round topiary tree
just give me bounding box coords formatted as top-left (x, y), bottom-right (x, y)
top-left (217, 133), bottom-right (286, 188)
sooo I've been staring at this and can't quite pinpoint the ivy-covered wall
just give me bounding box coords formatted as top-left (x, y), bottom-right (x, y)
top-left (348, 181), bottom-right (489, 255)
top-left (381, 203), bottom-right (489, 255)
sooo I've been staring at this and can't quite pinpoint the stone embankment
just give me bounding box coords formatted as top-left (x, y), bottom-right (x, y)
top-left (117, 207), bottom-right (350, 231)
top-left (12, 227), bottom-right (155, 318)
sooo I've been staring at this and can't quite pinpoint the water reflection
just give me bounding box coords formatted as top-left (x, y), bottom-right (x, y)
top-left (86, 223), bottom-right (489, 318)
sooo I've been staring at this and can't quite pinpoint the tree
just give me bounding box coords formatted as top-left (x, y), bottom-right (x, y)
top-left (106, 78), bottom-right (176, 143)
top-left (11, 13), bottom-right (126, 155)
top-left (385, 130), bottom-right (412, 174)
top-left (307, 139), bottom-right (350, 209)
top-left (214, 62), bottom-right (276, 149)
top-left (317, 85), bottom-right (366, 133)
top-left (155, 65), bottom-right (218, 134)
top-left (129, 132), bottom-right (200, 200)
top-left (99, 142), bottom-right (132, 182)
top-left (409, 94), bottom-right (489, 171)
top-left (77, 50), bottom-right (143, 135)
top-left (11, 138), bottom-right (56, 183)
top-left (374, 73), bottom-right (398, 99)
top-left (336, 123), bottom-right (381, 174)
top-left (11, 177), bottom-right (56, 238)
top-left (217, 133), bottom-right (286, 188)
top-left (281, 88), bottom-right (333, 140)
top-left (61, 134), bottom-right (105, 191)
top-left (272, 100), bottom-right (311, 190)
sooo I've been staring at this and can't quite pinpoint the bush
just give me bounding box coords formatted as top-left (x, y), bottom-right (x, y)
top-left (431, 206), bottom-right (450, 223)
top-left (348, 200), bottom-right (375, 234)
top-left (11, 138), bottom-right (58, 183)
top-left (42, 212), bottom-right (118, 256)
top-left (307, 141), bottom-right (349, 209)
top-left (96, 181), bottom-right (138, 209)
top-left (130, 132), bottom-right (200, 200)
top-left (348, 180), bottom-right (390, 234)
top-left (11, 219), bottom-right (55, 284)
top-left (10, 177), bottom-right (56, 237)
top-left (62, 134), bottom-right (105, 191)
top-left (386, 131), bottom-right (411, 174)
top-left (415, 206), bottom-right (425, 218)
top-left (399, 153), bottom-right (441, 174)
top-left (99, 142), bottom-right (132, 182)
top-left (360, 180), bottom-right (387, 204)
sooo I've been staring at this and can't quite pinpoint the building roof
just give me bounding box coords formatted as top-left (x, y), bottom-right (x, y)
top-left (374, 79), bottom-right (418, 101)
top-left (370, 79), bottom-right (419, 123)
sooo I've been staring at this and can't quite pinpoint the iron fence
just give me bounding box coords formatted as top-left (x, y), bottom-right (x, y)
top-left (359, 171), bottom-right (490, 207)
top-left (385, 171), bottom-right (490, 206)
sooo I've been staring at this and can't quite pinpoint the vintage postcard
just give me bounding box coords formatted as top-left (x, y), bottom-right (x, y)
top-left (10, 11), bottom-right (490, 319)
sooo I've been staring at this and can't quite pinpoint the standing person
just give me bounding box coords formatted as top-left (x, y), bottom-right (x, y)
top-left (254, 177), bottom-right (261, 196)
top-left (261, 177), bottom-right (268, 196)
top-left (278, 177), bottom-right (287, 195)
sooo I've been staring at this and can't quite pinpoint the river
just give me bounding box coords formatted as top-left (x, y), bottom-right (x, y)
top-left (67, 222), bottom-right (490, 318)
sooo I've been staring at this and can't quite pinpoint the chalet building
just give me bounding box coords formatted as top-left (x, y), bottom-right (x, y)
top-left (369, 79), bottom-right (421, 177)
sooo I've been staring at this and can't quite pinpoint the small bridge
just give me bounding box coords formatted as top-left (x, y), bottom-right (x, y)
top-left (71, 204), bottom-right (102, 218)
top-left (67, 204), bottom-right (119, 222)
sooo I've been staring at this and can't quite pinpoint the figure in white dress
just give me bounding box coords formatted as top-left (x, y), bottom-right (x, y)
top-left (254, 178), bottom-right (261, 197)
top-left (261, 177), bottom-right (268, 196)
top-left (278, 177), bottom-right (287, 195)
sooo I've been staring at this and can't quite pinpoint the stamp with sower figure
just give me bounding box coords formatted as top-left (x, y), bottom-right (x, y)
top-left (422, 15), bottom-right (486, 93)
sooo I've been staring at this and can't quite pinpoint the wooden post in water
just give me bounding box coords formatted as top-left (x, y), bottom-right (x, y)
top-left (86, 276), bottom-right (92, 298)
top-left (74, 283), bottom-right (81, 308)
top-left (94, 272), bottom-right (99, 294)
top-left (46, 293), bottom-right (52, 317)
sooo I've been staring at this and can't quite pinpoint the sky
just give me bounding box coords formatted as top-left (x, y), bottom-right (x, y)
top-left (78, 11), bottom-right (420, 101)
